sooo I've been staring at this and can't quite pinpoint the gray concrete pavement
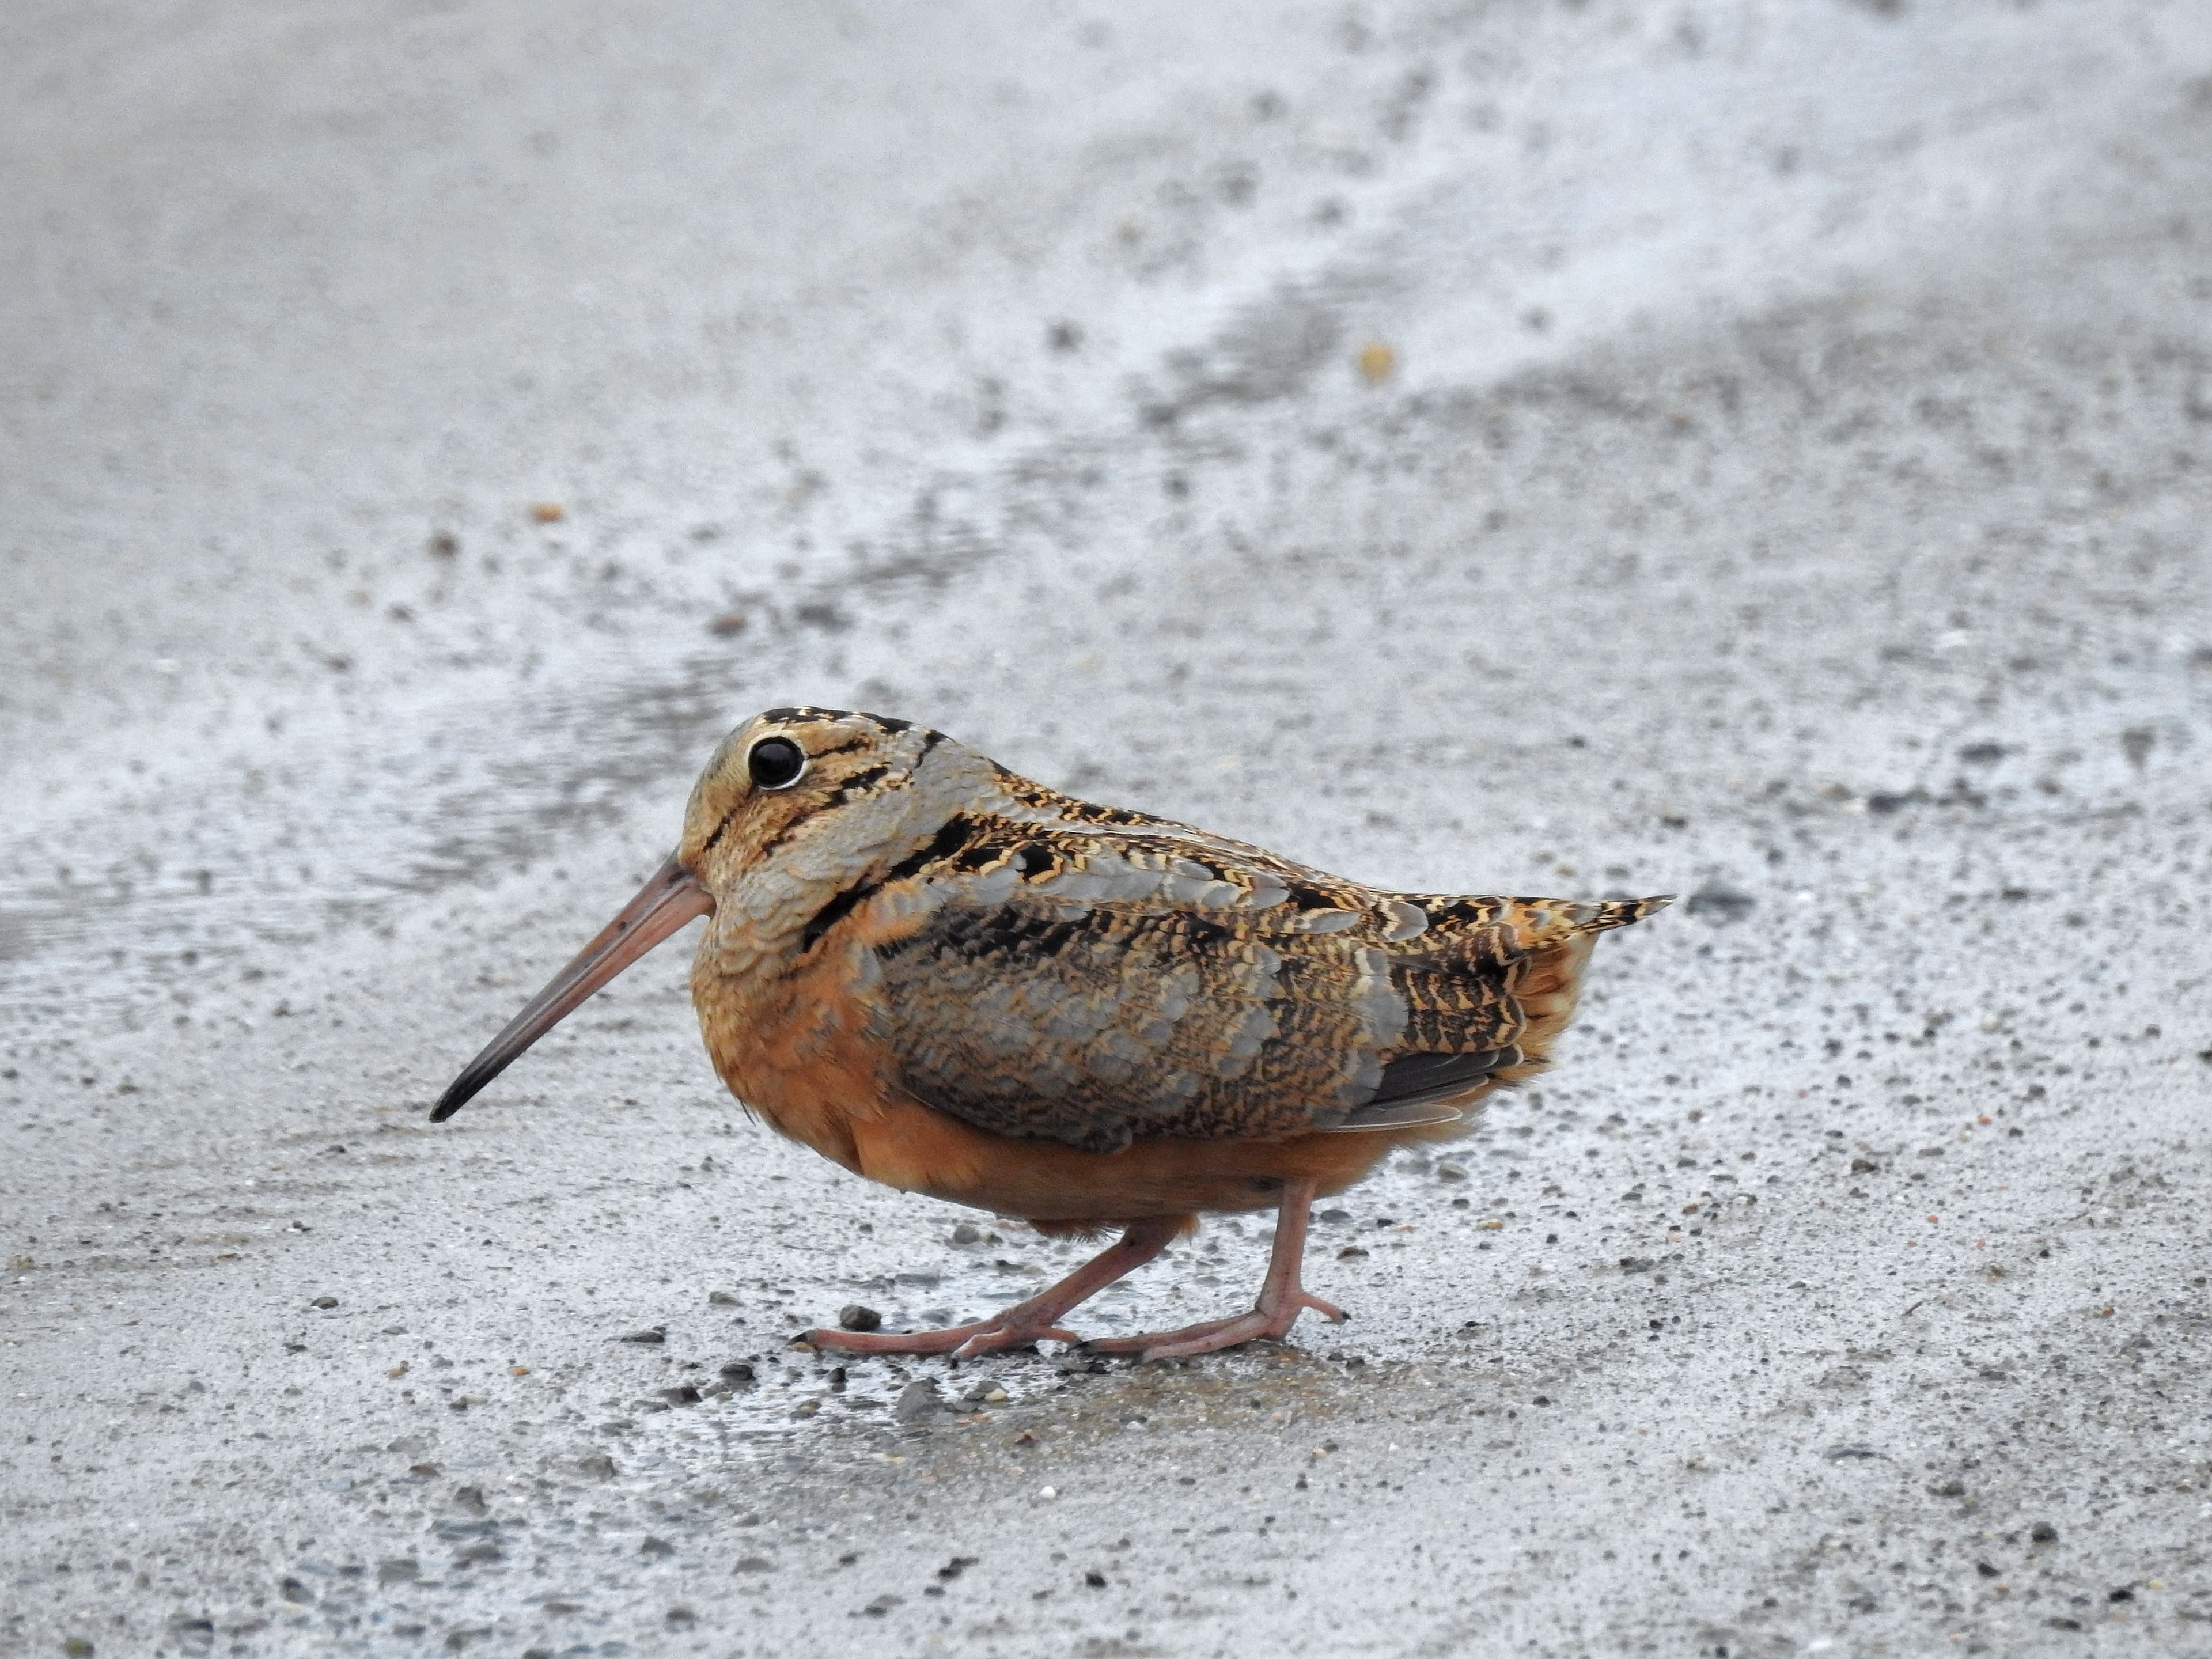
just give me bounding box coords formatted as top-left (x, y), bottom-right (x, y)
top-left (6, 2), bottom-right (2212, 1654)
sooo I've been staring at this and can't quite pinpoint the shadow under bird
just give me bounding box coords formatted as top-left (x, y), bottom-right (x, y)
top-left (434, 708), bottom-right (1668, 1360)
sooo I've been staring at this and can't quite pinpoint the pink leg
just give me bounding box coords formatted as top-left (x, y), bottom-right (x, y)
top-left (805, 1217), bottom-right (1181, 1359)
top-left (1085, 1179), bottom-right (1347, 1361)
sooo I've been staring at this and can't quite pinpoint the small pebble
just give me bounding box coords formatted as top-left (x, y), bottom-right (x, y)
top-left (1684, 879), bottom-right (1756, 921)
top-left (309, 1296), bottom-right (338, 1310)
top-left (892, 1379), bottom-right (945, 1422)
top-left (618, 1327), bottom-right (667, 1346)
top-left (839, 1305), bottom-right (884, 1332)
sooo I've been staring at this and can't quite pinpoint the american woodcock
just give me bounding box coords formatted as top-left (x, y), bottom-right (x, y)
top-left (435, 708), bottom-right (1668, 1361)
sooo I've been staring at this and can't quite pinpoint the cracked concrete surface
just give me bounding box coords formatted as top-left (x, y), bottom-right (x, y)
top-left (5, 2), bottom-right (2212, 1654)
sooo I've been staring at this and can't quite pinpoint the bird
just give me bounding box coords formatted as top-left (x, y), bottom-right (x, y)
top-left (434, 707), bottom-right (1668, 1361)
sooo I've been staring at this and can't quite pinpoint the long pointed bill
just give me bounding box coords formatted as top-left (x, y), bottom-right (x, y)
top-left (431, 854), bottom-right (713, 1122)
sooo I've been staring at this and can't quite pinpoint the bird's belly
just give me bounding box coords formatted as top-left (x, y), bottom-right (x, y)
top-left (696, 950), bottom-right (1406, 1225)
top-left (850, 1097), bottom-right (1403, 1222)
top-left (712, 1039), bottom-right (1395, 1222)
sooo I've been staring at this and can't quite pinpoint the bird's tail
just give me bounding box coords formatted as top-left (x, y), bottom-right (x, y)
top-left (1567, 894), bottom-right (1675, 934)
top-left (1492, 894), bottom-right (1671, 1087)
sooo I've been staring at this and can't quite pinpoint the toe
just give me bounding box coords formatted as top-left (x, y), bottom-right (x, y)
top-left (806, 1325), bottom-right (964, 1355)
top-left (1088, 1314), bottom-right (1247, 1357)
top-left (1139, 1312), bottom-right (1273, 1361)
top-left (951, 1323), bottom-right (1077, 1359)
top-left (1084, 1318), bottom-right (1228, 1355)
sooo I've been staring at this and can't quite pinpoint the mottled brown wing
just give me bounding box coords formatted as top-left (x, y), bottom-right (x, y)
top-left (861, 821), bottom-right (1665, 1153)
top-left (869, 891), bottom-right (1379, 1152)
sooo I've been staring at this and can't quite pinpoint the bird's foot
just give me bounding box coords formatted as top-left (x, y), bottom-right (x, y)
top-left (800, 1218), bottom-right (1186, 1360)
top-left (1084, 1287), bottom-right (1347, 1362)
top-left (803, 1313), bottom-right (1080, 1359)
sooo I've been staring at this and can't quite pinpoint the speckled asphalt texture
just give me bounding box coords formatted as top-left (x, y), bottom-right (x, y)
top-left (6, 3), bottom-right (2212, 1655)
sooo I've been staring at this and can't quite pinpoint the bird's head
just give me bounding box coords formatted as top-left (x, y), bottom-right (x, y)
top-left (676, 707), bottom-right (949, 895)
top-left (431, 707), bottom-right (967, 1123)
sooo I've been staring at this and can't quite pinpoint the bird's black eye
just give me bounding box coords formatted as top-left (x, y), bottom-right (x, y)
top-left (747, 736), bottom-right (807, 790)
